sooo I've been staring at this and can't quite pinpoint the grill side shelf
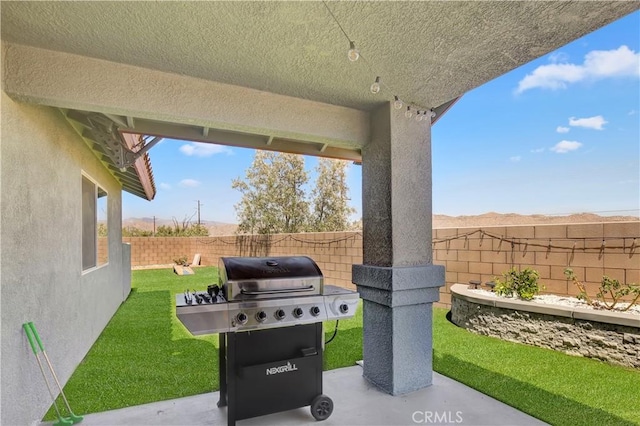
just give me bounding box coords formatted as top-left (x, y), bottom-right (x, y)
top-left (176, 295), bottom-right (231, 335)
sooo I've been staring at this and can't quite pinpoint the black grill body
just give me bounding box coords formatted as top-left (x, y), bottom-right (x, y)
top-left (217, 323), bottom-right (323, 424)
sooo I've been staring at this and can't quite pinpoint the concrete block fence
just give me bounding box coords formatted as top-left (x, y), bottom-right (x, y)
top-left (123, 222), bottom-right (640, 307)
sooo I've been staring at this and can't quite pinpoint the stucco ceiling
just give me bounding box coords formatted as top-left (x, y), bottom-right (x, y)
top-left (2, 1), bottom-right (637, 199)
top-left (2, 1), bottom-right (638, 112)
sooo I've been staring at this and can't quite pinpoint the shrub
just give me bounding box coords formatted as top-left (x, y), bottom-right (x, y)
top-left (494, 267), bottom-right (542, 301)
top-left (564, 268), bottom-right (640, 311)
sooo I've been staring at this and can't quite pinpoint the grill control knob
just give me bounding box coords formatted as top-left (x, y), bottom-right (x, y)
top-left (236, 312), bottom-right (248, 325)
top-left (310, 306), bottom-right (321, 317)
top-left (293, 307), bottom-right (304, 318)
top-left (339, 304), bottom-right (349, 314)
top-left (275, 309), bottom-right (286, 320)
top-left (256, 311), bottom-right (267, 322)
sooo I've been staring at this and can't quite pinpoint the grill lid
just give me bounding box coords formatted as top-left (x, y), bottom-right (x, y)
top-left (220, 256), bottom-right (322, 281)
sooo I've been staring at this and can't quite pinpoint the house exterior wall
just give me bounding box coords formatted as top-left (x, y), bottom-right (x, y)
top-left (0, 92), bottom-right (126, 425)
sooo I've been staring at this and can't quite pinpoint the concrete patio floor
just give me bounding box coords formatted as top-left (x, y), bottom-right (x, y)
top-left (46, 366), bottom-right (547, 426)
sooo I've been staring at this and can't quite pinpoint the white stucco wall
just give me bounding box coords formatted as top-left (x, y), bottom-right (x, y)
top-left (0, 92), bottom-right (126, 425)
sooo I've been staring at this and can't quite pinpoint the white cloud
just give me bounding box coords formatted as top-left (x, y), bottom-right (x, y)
top-left (556, 126), bottom-right (570, 133)
top-left (179, 142), bottom-right (233, 157)
top-left (509, 156), bottom-right (522, 162)
top-left (550, 140), bottom-right (582, 154)
top-left (516, 63), bottom-right (585, 93)
top-left (584, 46), bottom-right (640, 78)
top-left (568, 115), bottom-right (607, 130)
top-left (159, 182), bottom-right (171, 191)
top-left (179, 179), bottom-right (201, 188)
top-left (516, 45), bottom-right (639, 94)
top-left (629, 110), bottom-right (637, 116)
top-left (549, 52), bottom-right (570, 63)
top-left (530, 148), bottom-right (545, 153)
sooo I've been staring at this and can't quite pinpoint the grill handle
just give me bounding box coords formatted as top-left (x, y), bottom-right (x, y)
top-left (240, 285), bottom-right (314, 296)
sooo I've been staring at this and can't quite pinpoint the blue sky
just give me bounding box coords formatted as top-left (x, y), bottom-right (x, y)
top-left (123, 11), bottom-right (639, 224)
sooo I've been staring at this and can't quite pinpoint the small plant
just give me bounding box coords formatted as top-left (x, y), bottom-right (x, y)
top-left (493, 267), bottom-right (542, 301)
top-left (173, 256), bottom-right (188, 266)
top-left (564, 268), bottom-right (640, 311)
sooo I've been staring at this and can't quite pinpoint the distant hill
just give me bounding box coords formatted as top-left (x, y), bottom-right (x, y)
top-left (122, 217), bottom-right (238, 236)
top-left (432, 212), bottom-right (639, 228)
top-left (121, 212), bottom-right (638, 236)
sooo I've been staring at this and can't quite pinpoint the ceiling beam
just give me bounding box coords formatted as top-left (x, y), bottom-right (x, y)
top-left (103, 113), bottom-right (129, 128)
top-left (122, 119), bottom-right (362, 162)
top-left (3, 43), bottom-right (369, 149)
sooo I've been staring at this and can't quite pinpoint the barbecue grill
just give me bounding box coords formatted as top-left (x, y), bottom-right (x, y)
top-left (176, 256), bottom-right (359, 425)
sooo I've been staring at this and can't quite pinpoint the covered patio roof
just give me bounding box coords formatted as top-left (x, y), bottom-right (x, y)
top-left (2, 1), bottom-right (638, 195)
top-left (3, 2), bottom-right (637, 110)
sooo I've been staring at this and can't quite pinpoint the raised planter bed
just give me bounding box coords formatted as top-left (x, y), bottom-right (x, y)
top-left (450, 284), bottom-right (640, 368)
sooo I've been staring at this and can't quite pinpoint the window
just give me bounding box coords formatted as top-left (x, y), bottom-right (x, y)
top-left (82, 174), bottom-right (108, 271)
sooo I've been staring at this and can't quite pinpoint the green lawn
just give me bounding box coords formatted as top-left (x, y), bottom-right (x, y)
top-left (432, 311), bottom-right (640, 426)
top-left (46, 267), bottom-right (639, 425)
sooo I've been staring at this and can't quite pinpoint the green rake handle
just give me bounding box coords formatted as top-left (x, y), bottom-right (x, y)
top-left (23, 323), bottom-right (39, 354)
top-left (24, 322), bottom-right (83, 424)
top-left (28, 322), bottom-right (46, 351)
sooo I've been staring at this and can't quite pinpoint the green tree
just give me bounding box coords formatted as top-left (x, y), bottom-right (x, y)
top-left (233, 151), bottom-right (309, 234)
top-left (310, 159), bottom-right (356, 231)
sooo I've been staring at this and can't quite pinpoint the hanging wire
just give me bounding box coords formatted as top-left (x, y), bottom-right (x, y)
top-left (321, 0), bottom-right (432, 115)
top-left (321, 0), bottom-right (353, 43)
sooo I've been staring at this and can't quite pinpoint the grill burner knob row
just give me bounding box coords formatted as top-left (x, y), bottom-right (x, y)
top-left (310, 306), bottom-right (321, 317)
top-left (293, 307), bottom-right (304, 318)
top-left (256, 311), bottom-right (267, 322)
top-left (274, 309), bottom-right (286, 320)
top-left (236, 312), bottom-right (248, 325)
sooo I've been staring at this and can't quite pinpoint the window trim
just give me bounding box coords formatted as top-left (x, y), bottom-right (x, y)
top-left (81, 172), bottom-right (109, 274)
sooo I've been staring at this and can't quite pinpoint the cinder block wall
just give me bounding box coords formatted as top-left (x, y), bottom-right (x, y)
top-left (124, 222), bottom-right (639, 305)
top-left (124, 233), bottom-right (362, 290)
top-left (434, 222), bottom-right (640, 307)
top-left (190, 232), bottom-right (362, 290)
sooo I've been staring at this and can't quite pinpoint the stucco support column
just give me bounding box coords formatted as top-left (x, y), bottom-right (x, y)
top-left (353, 102), bottom-right (444, 395)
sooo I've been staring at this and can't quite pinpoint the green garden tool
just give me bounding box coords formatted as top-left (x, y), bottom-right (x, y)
top-left (24, 322), bottom-right (83, 425)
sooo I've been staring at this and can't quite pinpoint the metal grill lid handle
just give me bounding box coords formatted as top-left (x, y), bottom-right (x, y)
top-left (240, 285), bottom-right (315, 296)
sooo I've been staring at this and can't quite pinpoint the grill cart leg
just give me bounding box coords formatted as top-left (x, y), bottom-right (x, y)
top-left (226, 332), bottom-right (236, 426)
top-left (217, 333), bottom-right (227, 408)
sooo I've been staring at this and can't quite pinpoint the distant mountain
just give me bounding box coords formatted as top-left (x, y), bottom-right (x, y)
top-left (122, 217), bottom-right (238, 236)
top-left (432, 212), bottom-right (639, 228)
top-left (120, 213), bottom-right (637, 236)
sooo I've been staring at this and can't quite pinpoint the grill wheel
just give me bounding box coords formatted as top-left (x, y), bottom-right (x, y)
top-left (310, 394), bottom-right (333, 421)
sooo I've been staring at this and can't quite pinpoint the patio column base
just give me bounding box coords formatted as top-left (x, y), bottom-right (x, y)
top-left (353, 264), bottom-right (444, 395)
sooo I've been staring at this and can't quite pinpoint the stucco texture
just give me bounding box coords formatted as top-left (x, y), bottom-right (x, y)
top-left (1, 91), bottom-right (126, 425)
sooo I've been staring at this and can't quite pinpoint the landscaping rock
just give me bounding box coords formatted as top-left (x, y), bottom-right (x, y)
top-left (451, 296), bottom-right (640, 369)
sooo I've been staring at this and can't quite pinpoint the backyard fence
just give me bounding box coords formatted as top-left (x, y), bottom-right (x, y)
top-left (122, 221), bottom-right (640, 307)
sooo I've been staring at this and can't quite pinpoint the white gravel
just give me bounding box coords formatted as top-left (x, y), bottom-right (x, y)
top-left (468, 289), bottom-right (640, 316)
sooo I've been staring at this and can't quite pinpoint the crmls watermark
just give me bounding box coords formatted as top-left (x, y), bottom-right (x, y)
top-left (412, 411), bottom-right (463, 424)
